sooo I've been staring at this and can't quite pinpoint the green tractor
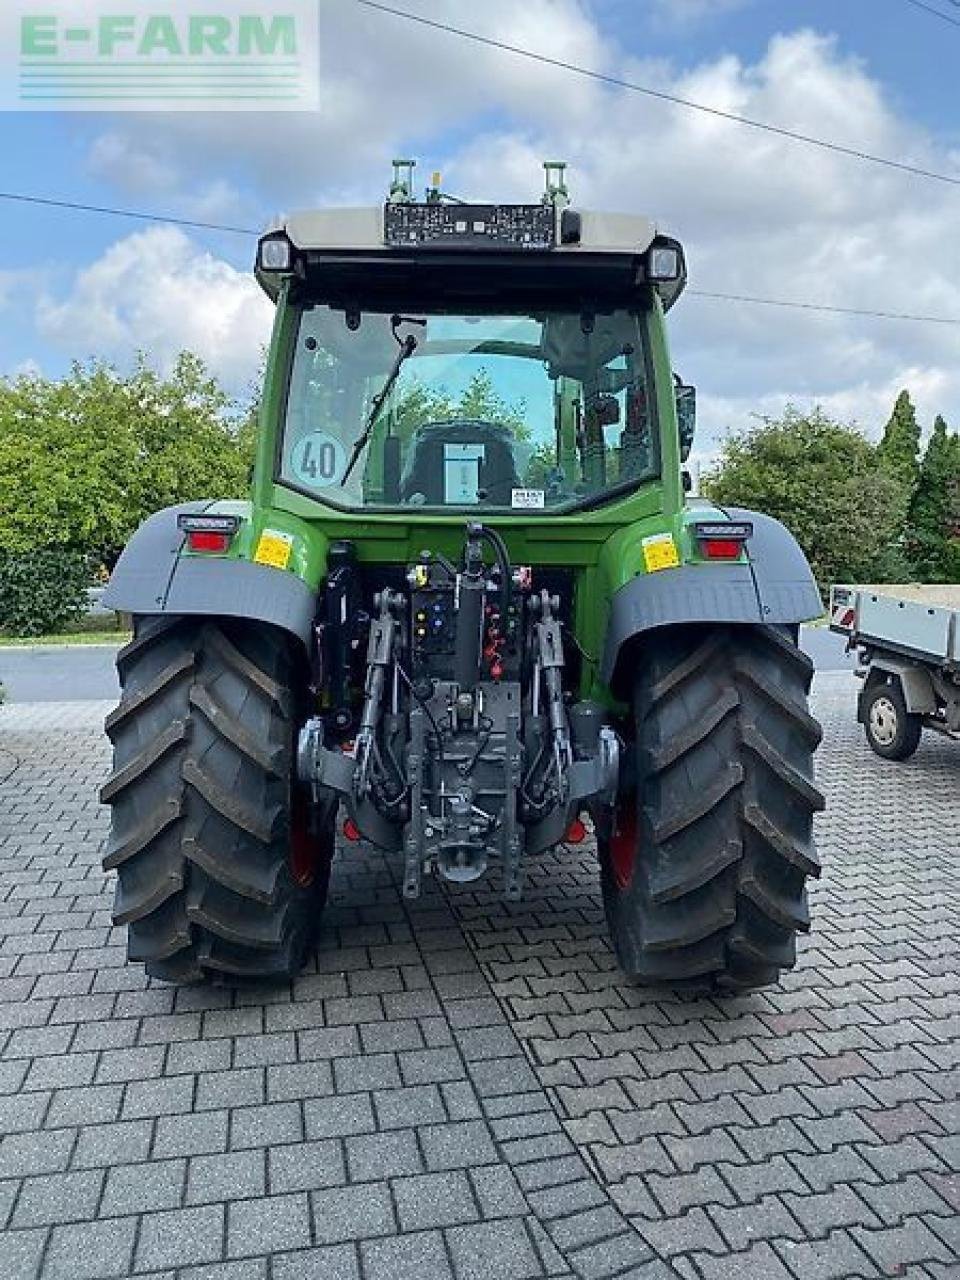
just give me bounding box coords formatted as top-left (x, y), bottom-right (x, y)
top-left (101, 160), bottom-right (824, 989)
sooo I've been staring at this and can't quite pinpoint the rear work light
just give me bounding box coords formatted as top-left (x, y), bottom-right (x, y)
top-left (693, 520), bottom-right (753, 561)
top-left (648, 245), bottom-right (681, 280)
top-left (177, 513), bottom-right (240, 554)
top-left (258, 233), bottom-right (293, 272)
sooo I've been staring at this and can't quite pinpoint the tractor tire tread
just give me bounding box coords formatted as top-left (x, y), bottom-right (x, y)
top-left (99, 719), bottom-right (189, 804)
top-left (101, 615), bottom-right (331, 983)
top-left (600, 625), bottom-right (823, 991)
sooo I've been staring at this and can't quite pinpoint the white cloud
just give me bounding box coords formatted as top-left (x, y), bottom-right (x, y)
top-left (51, 8), bottom-right (960, 442)
top-left (649, 0), bottom-right (758, 28)
top-left (36, 226), bottom-right (272, 393)
top-left (447, 29), bottom-right (960, 447)
top-left (82, 0), bottom-right (611, 210)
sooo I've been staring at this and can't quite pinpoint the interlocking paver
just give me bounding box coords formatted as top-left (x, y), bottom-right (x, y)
top-left (310, 1180), bottom-right (396, 1243)
top-left (373, 1083), bottom-right (446, 1129)
top-left (195, 1068), bottom-right (264, 1112)
top-left (304, 1092), bottom-right (376, 1139)
top-left (394, 1169), bottom-right (479, 1232)
top-left (45, 1215), bottom-right (138, 1278)
top-left (227, 1192), bottom-right (311, 1258)
top-left (0, 678), bottom-right (957, 1279)
top-left (230, 1100), bottom-right (303, 1149)
top-left (272, 1244), bottom-right (360, 1280)
top-left (181, 1261), bottom-right (266, 1280)
top-left (266, 1059), bottom-right (333, 1102)
top-left (773, 1229), bottom-right (878, 1280)
top-left (468, 1163), bottom-right (528, 1218)
top-left (419, 1119), bottom-right (497, 1170)
top-left (102, 1157), bottom-right (186, 1214)
top-left (345, 1128), bottom-right (423, 1181)
top-left (0, 1226), bottom-right (46, 1280)
top-left (361, 1229), bottom-right (455, 1280)
top-left (152, 1109), bottom-right (228, 1159)
top-left (334, 1051), bottom-right (402, 1093)
top-left (1, 1126), bottom-right (75, 1177)
top-left (134, 1203), bottom-right (226, 1271)
top-left (187, 1149), bottom-right (266, 1204)
top-left (122, 1073), bottom-right (195, 1119)
top-left (445, 1219), bottom-right (541, 1280)
top-left (12, 1167), bottom-right (103, 1228)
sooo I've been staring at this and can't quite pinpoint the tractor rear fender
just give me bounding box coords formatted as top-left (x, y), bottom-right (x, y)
top-left (102, 503), bottom-right (316, 648)
top-left (601, 508), bottom-right (822, 692)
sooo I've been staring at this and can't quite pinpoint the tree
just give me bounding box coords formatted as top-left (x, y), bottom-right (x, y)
top-left (456, 368), bottom-right (527, 437)
top-left (0, 353), bottom-right (252, 566)
top-left (877, 389), bottom-right (921, 498)
top-left (389, 367), bottom-right (526, 445)
top-left (907, 414), bottom-right (960, 582)
top-left (703, 406), bottom-right (909, 593)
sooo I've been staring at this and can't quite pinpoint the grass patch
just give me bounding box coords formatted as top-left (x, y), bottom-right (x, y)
top-left (0, 629), bottom-right (131, 647)
top-left (0, 614), bottom-right (130, 646)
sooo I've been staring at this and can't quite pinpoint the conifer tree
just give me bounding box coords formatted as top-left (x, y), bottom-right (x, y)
top-left (877, 389), bottom-right (921, 497)
top-left (907, 415), bottom-right (960, 582)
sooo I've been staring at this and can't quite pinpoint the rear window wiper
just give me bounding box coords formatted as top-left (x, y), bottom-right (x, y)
top-left (341, 314), bottom-right (425, 486)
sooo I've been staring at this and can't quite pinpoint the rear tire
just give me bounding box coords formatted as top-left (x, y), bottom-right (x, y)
top-left (100, 617), bottom-right (332, 983)
top-left (862, 680), bottom-right (922, 761)
top-left (599, 625), bottom-right (824, 992)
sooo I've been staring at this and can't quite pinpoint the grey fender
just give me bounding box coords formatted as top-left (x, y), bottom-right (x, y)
top-left (103, 503), bottom-right (316, 647)
top-left (858, 658), bottom-right (937, 718)
top-left (600, 508), bottom-right (822, 689)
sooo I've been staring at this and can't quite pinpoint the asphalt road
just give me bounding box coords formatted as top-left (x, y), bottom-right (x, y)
top-left (0, 645), bottom-right (124, 704)
top-left (0, 626), bottom-right (855, 704)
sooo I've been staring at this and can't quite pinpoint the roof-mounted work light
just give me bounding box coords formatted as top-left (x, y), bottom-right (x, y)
top-left (258, 234), bottom-right (293, 273)
top-left (647, 245), bottom-right (681, 281)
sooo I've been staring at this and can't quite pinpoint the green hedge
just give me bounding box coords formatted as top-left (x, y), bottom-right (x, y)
top-left (0, 549), bottom-right (92, 637)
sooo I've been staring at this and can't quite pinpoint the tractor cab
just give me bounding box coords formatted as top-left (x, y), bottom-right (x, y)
top-left (256, 160), bottom-right (689, 518)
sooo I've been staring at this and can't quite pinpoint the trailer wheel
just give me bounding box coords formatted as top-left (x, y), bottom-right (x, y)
top-left (100, 617), bottom-right (332, 983)
top-left (598, 625), bottom-right (824, 992)
top-left (863, 679), bottom-right (922, 761)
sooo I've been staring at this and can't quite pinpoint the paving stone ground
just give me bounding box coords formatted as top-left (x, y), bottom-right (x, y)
top-left (0, 672), bottom-right (957, 1280)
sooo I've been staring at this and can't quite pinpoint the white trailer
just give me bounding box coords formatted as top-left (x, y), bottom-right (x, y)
top-left (830, 584), bottom-right (960, 759)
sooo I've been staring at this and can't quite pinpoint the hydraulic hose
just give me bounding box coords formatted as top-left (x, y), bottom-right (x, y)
top-left (471, 523), bottom-right (511, 615)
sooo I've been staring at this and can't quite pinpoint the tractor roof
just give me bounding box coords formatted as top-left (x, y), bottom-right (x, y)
top-left (255, 204), bottom-right (685, 312)
top-left (276, 206), bottom-right (657, 255)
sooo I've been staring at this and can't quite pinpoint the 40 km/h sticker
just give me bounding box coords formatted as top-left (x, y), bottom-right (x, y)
top-left (291, 431), bottom-right (346, 488)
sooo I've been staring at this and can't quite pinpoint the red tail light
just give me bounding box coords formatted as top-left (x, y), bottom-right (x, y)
top-left (693, 520), bottom-right (752, 561)
top-left (186, 530), bottom-right (231, 553)
top-left (702, 538), bottom-right (742, 560)
top-left (565, 818), bottom-right (587, 844)
top-left (177, 512), bottom-right (240, 555)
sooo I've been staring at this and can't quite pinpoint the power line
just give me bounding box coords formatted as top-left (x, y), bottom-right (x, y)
top-left (900, 0), bottom-right (960, 27)
top-left (354, 0), bottom-right (960, 188)
top-left (687, 290), bottom-right (960, 326)
top-left (2, 186), bottom-right (958, 327)
top-left (0, 190), bottom-right (253, 236)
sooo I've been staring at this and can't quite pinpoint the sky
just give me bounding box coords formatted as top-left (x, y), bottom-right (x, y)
top-left (2, 0), bottom-right (959, 461)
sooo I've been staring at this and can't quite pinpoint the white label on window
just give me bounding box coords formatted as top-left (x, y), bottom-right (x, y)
top-left (511, 488), bottom-right (545, 509)
top-left (291, 430), bottom-right (346, 488)
top-left (444, 443), bottom-right (484, 504)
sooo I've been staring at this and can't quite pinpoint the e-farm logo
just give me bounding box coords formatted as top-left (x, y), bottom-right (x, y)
top-left (2, 2), bottom-right (319, 110)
